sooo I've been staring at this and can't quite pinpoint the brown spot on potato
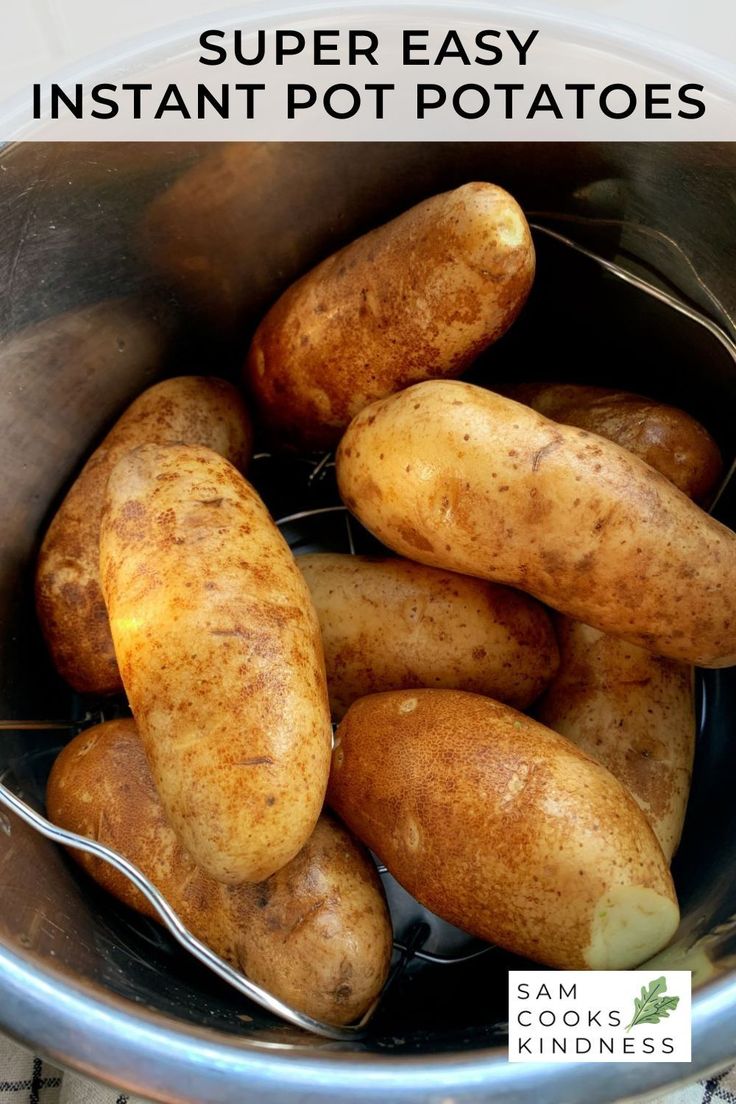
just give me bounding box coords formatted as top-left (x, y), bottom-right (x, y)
top-left (396, 524), bottom-right (434, 553)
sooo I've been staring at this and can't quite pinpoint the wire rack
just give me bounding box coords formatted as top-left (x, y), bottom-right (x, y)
top-left (1, 223), bottom-right (734, 1040)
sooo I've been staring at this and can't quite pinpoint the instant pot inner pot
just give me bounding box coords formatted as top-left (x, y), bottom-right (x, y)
top-left (0, 143), bottom-right (735, 1057)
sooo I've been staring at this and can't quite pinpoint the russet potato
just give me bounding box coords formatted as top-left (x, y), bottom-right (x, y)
top-left (36, 376), bottom-right (252, 695)
top-left (246, 183), bottom-right (535, 449)
top-left (336, 380), bottom-right (736, 667)
top-left (536, 618), bottom-right (695, 862)
top-left (47, 720), bottom-right (391, 1026)
top-left (329, 690), bottom-right (679, 970)
top-left (506, 383), bottom-right (707, 858)
top-left (299, 553), bottom-right (558, 717)
top-left (100, 443), bottom-right (332, 884)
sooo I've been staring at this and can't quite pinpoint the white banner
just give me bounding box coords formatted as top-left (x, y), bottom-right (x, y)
top-left (0, 2), bottom-right (734, 140)
top-left (508, 971), bottom-right (692, 1063)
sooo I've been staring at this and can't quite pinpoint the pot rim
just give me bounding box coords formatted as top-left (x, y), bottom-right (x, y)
top-left (1, 941), bottom-right (734, 1103)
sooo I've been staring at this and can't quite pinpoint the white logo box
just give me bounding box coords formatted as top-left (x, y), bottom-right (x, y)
top-left (508, 971), bottom-right (691, 1063)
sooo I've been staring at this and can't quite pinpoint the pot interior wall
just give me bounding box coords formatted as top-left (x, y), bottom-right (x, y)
top-left (0, 141), bottom-right (734, 1057)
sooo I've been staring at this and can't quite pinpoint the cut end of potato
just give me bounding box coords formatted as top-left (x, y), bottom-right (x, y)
top-left (585, 885), bottom-right (680, 970)
top-left (495, 209), bottom-right (528, 250)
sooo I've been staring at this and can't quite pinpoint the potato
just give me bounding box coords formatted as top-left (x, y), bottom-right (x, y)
top-left (246, 183), bottom-right (535, 449)
top-left (502, 387), bottom-right (702, 858)
top-left (47, 719), bottom-right (392, 1025)
top-left (36, 376), bottom-right (253, 695)
top-left (504, 382), bottom-right (722, 503)
top-left (337, 380), bottom-right (736, 668)
top-left (298, 553), bottom-right (559, 718)
top-left (99, 444), bottom-right (332, 884)
top-left (329, 690), bottom-right (679, 970)
top-left (536, 618), bottom-right (695, 862)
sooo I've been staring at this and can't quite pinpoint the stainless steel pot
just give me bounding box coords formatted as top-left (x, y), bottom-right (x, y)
top-left (0, 138), bottom-right (735, 1103)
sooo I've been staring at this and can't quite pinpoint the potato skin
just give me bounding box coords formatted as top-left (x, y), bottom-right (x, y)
top-left (246, 183), bottom-right (535, 449)
top-left (505, 382), bottom-right (722, 503)
top-left (329, 690), bottom-right (679, 970)
top-left (99, 443), bottom-right (332, 884)
top-left (47, 720), bottom-right (391, 1025)
top-left (536, 618), bottom-right (695, 862)
top-left (337, 381), bottom-right (736, 668)
top-left (299, 553), bottom-right (559, 718)
top-left (36, 376), bottom-right (253, 695)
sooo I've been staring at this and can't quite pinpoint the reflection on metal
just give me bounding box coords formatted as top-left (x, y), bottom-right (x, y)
top-left (529, 213), bottom-right (736, 338)
top-left (530, 223), bottom-right (736, 363)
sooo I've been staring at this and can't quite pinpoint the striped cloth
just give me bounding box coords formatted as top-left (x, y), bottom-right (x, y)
top-left (1, 1031), bottom-right (734, 1104)
top-left (0, 1036), bottom-right (143, 1104)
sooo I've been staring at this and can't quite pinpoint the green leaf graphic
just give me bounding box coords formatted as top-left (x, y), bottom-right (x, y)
top-left (626, 977), bottom-right (680, 1032)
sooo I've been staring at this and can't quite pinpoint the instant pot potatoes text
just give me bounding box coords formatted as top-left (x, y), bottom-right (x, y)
top-left (337, 380), bottom-right (736, 668)
top-left (99, 443), bottom-right (332, 885)
top-left (47, 720), bottom-right (391, 1026)
top-left (299, 553), bottom-right (559, 718)
top-left (36, 376), bottom-right (253, 695)
top-left (246, 182), bottom-right (535, 449)
top-left (329, 690), bottom-right (679, 970)
top-left (537, 618), bottom-right (695, 862)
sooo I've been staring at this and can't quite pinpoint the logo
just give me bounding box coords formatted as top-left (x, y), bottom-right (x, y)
top-left (508, 971), bottom-right (691, 1062)
top-left (626, 976), bottom-right (680, 1033)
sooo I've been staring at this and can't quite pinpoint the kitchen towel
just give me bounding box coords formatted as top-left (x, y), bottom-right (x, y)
top-left (1, 1031), bottom-right (734, 1104)
top-left (0, 1035), bottom-right (144, 1104)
